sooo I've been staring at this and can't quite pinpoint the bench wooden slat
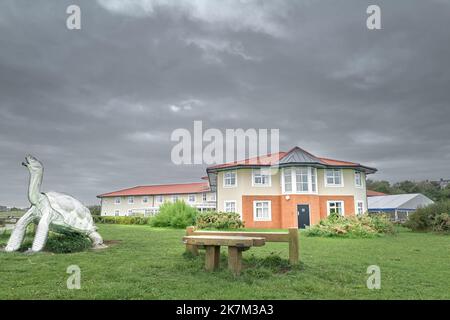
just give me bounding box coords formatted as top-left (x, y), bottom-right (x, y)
top-left (183, 235), bottom-right (266, 247)
top-left (187, 231), bottom-right (290, 242)
top-left (184, 226), bottom-right (299, 265)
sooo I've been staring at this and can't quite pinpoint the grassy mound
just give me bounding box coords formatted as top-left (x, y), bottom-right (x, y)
top-left (305, 214), bottom-right (395, 238)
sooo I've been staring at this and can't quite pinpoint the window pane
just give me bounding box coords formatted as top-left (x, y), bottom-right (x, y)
top-left (225, 172), bottom-right (236, 186)
top-left (335, 170), bottom-right (341, 184)
top-left (284, 169), bottom-right (292, 192)
top-left (355, 172), bottom-right (362, 186)
top-left (296, 168), bottom-right (309, 192)
top-left (311, 168), bottom-right (317, 192)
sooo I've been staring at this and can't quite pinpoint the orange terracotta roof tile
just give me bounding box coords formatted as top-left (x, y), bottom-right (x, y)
top-left (367, 190), bottom-right (387, 197)
top-left (97, 182), bottom-right (210, 198)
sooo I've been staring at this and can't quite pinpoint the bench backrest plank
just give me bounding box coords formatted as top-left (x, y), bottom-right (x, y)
top-left (185, 226), bottom-right (299, 264)
top-left (186, 230), bottom-right (289, 242)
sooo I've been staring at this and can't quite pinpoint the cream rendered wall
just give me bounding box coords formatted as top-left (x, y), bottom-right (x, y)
top-left (217, 168), bottom-right (281, 215)
top-left (217, 167), bottom-right (367, 215)
top-left (317, 169), bottom-right (367, 213)
top-left (101, 192), bottom-right (216, 216)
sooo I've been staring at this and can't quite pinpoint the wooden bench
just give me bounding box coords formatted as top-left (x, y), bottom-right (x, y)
top-left (185, 226), bottom-right (299, 265)
top-left (183, 235), bottom-right (266, 275)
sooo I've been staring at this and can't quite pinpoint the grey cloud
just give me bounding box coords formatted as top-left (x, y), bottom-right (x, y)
top-left (0, 0), bottom-right (449, 206)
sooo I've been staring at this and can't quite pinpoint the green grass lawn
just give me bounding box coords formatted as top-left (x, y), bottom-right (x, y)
top-left (0, 225), bottom-right (449, 299)
top-left (0, 211), bottom-right (25, 219)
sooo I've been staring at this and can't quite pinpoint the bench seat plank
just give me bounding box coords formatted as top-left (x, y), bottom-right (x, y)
top-left (183, 235), bottom-right (266, 247)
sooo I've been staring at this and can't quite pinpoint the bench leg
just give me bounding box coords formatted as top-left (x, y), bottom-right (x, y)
top-left (186, 244), bottom-right (199, 256)
top-left (205, 246), bottom-right (220, 271)
top-left (228, 247), bottom-right (243, 275)
top-left (288, 228), bottom-right (299, 265)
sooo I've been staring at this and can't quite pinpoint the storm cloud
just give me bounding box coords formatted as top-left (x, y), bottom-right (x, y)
top-left (0, 0), bottom-right (449, 206)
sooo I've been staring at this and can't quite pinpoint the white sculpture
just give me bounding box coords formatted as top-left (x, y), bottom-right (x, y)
top-left (5, 155), bottom-right (105, 253)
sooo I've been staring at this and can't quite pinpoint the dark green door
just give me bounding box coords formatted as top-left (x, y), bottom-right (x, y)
top-left (297, 204), bottom-right (310, 229)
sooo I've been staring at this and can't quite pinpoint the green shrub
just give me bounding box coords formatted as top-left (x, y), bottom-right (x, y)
top-left (45, 232), bottom-right (92, 253)
top-left (196, 211), bottom-right (244, 229)
top-left (19, 231), bottom-right (92, 254)
top-left (93, 216), bottom-right (152, 225)
top-left (151, 201), bottom-right (198, 229)
top-left (89, 205), bottom-right (101, 216)
top-left (404, 201), bottom-right (450, 232)
top-left (305, 214), bottom-right (395, 238)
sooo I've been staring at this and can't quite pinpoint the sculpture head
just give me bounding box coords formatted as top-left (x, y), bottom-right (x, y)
top-left (22, 155), bottom-right (43, 173)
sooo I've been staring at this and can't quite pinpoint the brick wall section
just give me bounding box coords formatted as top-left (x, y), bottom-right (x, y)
top-left (318, 195), bottom-right (355, 219)
top-left (242, 195), bottom-right (282, 229)
top-left (242, 195), bottom-right (355, 229)
top-left (280, 195), bottom-right (321, 228)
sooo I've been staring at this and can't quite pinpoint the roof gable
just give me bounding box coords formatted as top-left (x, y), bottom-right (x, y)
top-left (278, 147), bottom-right (324, 165)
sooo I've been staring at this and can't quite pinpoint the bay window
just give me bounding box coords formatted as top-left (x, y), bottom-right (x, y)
top-left (295, 168), bottom-right (309, 192)
top-left (283, 169), bottom-right (292, 192)
top-left (282, 167), bottom-right (318, 194)
top-left (311, 168), bottom-right (317, 192)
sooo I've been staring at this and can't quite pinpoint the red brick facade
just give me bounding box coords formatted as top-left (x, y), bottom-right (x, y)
top-left (242, 195), bottom-right (355, 229)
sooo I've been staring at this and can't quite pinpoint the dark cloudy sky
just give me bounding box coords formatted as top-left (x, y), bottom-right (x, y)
top-left (1, 0), bottom-right (449, 207)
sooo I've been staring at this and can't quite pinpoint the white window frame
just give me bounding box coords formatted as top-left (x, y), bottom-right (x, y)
top-left (172, 195), bottom-right (179, 202)
top-left (253, 200), bottom-right (272, 221)
top-left (354, 171), bottom-right (363, 188)
top-left (356, 201), bottom-right (364, 215)
top-left (311, 167), bottom-right (317, 192)
top-left (114, 197), bottom-right (121, 205)
top-left (188, 194), bottom-right (196, 203)
top-left (127, 209), bottom-right (133, 216)
top-left (224, 200), bottom-right (237, 213)
top-left (142, 196), bottom-right (149, 204)
top-left (128, 196), bottom-right (134, 204)
top-left (327, 201), bottom-right (345, 216)
top-left (324, 169), bottom-right (344, 187)
top-left (223, 171), bottom-right (237, 188)
top-left (282, 168), bottom-right (293, 193)
top-left (281, 167), bottom-right (318, 194)
top-left (252, 168), bottom-right (271, 187)
top-left (156, 195), bottom-right (163, 204)
top-left (114, 210), bottom-right (119, 216)
top-left (202, 193), bottom-right (207, 202)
